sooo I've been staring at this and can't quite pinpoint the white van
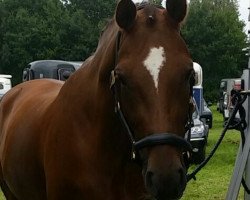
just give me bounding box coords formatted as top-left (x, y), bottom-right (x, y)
top-left (0, 75), bottom-right (12, 99)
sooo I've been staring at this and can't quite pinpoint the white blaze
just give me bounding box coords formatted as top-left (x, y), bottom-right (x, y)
top-left (143, 47), bottom-right (166, 90)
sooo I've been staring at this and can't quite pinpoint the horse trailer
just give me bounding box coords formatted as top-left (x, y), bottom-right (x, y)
top-left (22, 60), bottom-right (82, 82)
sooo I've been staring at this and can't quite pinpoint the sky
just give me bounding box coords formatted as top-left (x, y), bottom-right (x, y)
top-left (238, 0), bottom-right (249, 33)
top-left (132, 0), bottom-right (249, 33)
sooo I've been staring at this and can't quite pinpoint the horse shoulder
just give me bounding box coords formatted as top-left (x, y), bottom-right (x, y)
top-left (0, 80), bottom-right (63, 199)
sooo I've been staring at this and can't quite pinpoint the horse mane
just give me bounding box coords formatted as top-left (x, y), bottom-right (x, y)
top-left (100, 19), bottom-right (113, 37)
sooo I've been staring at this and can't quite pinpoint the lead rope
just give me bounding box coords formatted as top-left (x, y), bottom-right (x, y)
top-left (187, 90), bottom-right (248, 183)
top-left (230, 90), bottom-right (250, 194)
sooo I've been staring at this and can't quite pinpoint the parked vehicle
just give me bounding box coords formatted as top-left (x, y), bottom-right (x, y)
top-left (190, 101), bottom-right (209, 164)
top-left (22, 60), bottom-right (82, 82)
top-left (217, 78), bottom-right (243, 122)
top-left (218, 78), bottom-right (239, 112)
top-left (217, 79), bottom-right (229, 113)
top-left (0, 75), bottom-right (12, 100)
top-left (201, 99), bottom-right (213, 128)
top-left (192, 63), bottom-right (213, 129)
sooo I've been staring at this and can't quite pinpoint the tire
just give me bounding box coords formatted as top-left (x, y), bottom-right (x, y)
top-left (193, 145), bottom-right (206, 164)
top-left (209, 118), bottom-right (212, 129)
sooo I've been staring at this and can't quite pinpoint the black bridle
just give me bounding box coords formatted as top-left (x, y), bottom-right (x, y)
top-left (110, 31), bottom-right (193, 164)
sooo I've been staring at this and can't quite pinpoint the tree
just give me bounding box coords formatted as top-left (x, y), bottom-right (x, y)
top-left (0, 0), bottom-right (72, 84)
top-left (0, 2), bottom-right (4, 72)
top-left (182, 0), bottom-right (248, 101)
top-left (62, 0), bottom-right (117, 59)
top-left (0, 0), bottom-right (117, 84)
top-left (150, 0), bottom-right (162, 5)
top-left (64, 0), bottom-right (116, 22)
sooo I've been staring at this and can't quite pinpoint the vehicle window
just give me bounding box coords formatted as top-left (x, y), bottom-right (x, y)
top-left (0, 83), bottom-right (3, 89)
top-left (58, 67), bottom-right (75, 81)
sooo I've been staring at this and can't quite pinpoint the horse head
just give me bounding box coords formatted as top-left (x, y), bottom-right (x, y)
top-left (111, 0), bottom-right (194, 199)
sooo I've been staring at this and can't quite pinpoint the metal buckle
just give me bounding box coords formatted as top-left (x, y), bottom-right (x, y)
top-left (110, 70), bottom-right (116, 89)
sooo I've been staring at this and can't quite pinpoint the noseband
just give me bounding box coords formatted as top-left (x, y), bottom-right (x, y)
top-left (110, 31), bottom-right (192, 163)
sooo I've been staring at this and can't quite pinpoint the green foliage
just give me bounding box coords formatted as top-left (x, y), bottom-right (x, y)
top-left (62, 0), bottom-right (116, 60)
top-left (0, 0), bottom-right (68, 84)
top-left (0, 0), bottom-right (116, 85)
top-left (182, 0), bottom-right (248, 101)
top-left (149, 0), bottom-right (162, 5)
top-left (67, 0), bottom-right (116, 23)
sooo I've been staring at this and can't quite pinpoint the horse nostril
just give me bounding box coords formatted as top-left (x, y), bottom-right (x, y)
top-left (146, 170), bottom-right (161, 197)
top-left (145, 168), bottom-right (186, 199)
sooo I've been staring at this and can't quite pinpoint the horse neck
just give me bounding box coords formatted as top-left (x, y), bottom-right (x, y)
top-left (57, 22), bottom-right (131, 160)
top-left (91, 24), bottom-right (131, 155)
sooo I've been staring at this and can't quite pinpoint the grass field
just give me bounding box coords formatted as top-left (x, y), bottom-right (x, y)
top-left (182, 105), bottom-right (244, 199)
top-left (0, 105), bottom-right (245, 199)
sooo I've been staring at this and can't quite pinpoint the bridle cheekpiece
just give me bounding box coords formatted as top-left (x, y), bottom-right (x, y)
top-left (110, 30), bottom-right (193, 165)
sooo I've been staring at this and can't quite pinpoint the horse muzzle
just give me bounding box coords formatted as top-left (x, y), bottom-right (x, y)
top-left (134, 133), bottom-right (191, 200)
top-left (145, 166), bottom-right (186, 200)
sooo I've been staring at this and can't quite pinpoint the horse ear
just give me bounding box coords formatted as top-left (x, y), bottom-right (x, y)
top-left (116, 0), bottom-right (137, 30)
top-left (166, 0), bottom-right (187, 23)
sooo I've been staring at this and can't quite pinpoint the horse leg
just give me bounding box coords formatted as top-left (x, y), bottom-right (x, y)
top-left (0, 180), bottom-right (18, 200)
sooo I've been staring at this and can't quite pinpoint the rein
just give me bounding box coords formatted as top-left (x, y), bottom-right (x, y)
top-left (110, 30), bottom-right (193, 164)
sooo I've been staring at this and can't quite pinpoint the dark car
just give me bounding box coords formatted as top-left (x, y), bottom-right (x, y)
top-left (201, 99), bottom-right (213, 128)
top-left (190, 102), bottom-right (209, 164)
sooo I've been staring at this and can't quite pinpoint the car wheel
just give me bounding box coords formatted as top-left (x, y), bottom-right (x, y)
top-left (193, 145), bottom-right (206, 164)
top-left (209, 119), bottom-right (212, 129)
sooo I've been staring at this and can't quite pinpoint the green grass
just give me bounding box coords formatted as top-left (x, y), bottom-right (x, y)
top-left (182, 105), bottom-right (244, 199)
top-left (0, 106), bottom-right (245, 199)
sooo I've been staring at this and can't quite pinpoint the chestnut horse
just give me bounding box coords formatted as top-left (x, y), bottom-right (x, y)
top-left (0, 0), bottom-right (195, 199)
